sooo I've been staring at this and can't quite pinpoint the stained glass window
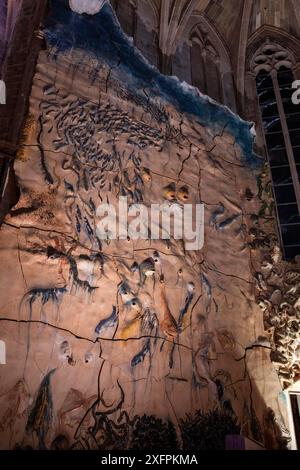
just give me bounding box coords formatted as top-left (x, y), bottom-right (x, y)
top-left (256, 66), bottom-right (300, 260)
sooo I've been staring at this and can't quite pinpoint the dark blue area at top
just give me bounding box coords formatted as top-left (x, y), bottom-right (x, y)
top-left (44, 0), bottom-right (261, 167)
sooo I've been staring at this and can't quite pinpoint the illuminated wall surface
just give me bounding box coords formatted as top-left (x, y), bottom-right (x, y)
top-left (0, 0), bottom-right (294, 450)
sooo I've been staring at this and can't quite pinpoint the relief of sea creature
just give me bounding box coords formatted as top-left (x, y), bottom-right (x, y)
top-left (209, 203), bottom-right (225, 228)
top-left (199, 273), bottom-right (213, 316)
top-left (26, 369), bottom-right (56, 449)
top-left (125, 297), bottom-right (142, 316)
top-left (218, 214), bottom-right (241, 230)
top-left (95, 306), bottom-right (118, 335)
top-left (141, 308), bottom-right (159, 337)
top-left (159, 275), bottom-right (178, 340)
top-left (118, 281), bottom-right (134, 304)
top-left (178, 282), bottom-right (195, 332)
top-left (23, 286), bottom-right (67, 325)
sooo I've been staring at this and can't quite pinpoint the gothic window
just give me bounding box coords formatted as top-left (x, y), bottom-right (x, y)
top-left (254, 43), bottom-right (300, 260)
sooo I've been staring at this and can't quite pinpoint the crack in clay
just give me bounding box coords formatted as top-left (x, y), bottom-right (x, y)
top-left (178, 143), bottom-right (193, 180)
top-left (235, 344), bottom-right (272, 362)
top-left (0, 318), bottom-right (192, 350)
top-left (204, 261), bottom-right (255, 285)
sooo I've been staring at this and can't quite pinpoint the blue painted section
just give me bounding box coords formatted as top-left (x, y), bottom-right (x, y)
top-left (44, 0), bottom-right (261, 167)
top-left (178, 291), bottom-right (194, 333)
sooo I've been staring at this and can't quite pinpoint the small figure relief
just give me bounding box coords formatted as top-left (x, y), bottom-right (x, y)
top-left (138, 258), bottom-right (156, 286)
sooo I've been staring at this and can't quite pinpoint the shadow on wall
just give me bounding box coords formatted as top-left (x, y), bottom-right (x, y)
top-left (0, 161), bottom-right (19, 225)
top-left (7, 351), bottom-right (289, 450)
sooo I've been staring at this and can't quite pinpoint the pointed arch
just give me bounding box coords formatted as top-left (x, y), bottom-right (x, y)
top-left (180, 15), bottom-right (236, 109)
top-left (159, 0), bottom-right (210, 57)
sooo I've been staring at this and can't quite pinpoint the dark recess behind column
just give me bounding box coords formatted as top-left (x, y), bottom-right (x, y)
top-left (0, 0), bottom-right (48, 224)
